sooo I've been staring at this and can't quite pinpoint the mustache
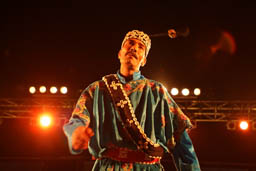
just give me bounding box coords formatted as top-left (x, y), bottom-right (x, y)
top-left (126, 51), bottom-right (137, 59)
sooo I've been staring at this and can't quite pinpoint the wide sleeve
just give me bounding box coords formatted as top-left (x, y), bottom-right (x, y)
top-left (162, 87), bottom-right (200, 170)
top-left (171, 131), bottom-right (201, 171)
top-left (63, 86), bottom-right (93, 155)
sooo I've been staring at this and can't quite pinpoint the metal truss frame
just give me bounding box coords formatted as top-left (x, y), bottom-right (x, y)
top-left (175, 99), bottom-right (256, 122)
top-left (1, 98), bottom-right (256, 122)
top-left (0, 97), bottom-right (75, 119)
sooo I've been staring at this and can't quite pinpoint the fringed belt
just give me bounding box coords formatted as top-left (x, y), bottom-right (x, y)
top-left (101, 147), bottom-right (161, 164)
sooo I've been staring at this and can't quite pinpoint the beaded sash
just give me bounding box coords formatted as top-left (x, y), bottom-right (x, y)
top-left (102, 74), bottom-right (163, 158)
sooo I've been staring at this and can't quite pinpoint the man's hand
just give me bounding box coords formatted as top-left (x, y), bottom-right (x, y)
top-left (72, 125), bottom-right (94, 150)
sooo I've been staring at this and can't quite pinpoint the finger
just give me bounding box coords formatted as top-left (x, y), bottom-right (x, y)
top-left (85, 127), bottom-right (94, 137)
top-left (73, 133), bottom-right (88, 147)
top-left (73, 135), bottom-right (89, 150)
top-left (73, 140), bottom-right (85, 150)
top-left (82, 141), bottom-right (89, 150)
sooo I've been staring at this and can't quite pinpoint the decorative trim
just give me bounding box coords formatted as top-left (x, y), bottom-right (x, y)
top-left (102, 74), bottom-right (163, 159)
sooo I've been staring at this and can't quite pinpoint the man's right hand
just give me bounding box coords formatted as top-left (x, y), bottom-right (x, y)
top-left (71, 125), bottom-right (94, 150)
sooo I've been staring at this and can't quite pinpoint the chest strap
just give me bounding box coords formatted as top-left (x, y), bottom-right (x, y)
top-left (102, 74), bottom-right (163, 158)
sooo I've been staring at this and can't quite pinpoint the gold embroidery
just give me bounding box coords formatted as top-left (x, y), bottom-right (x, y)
top-left (117, 100), bottom-right (128, 108)
top-left (103, 74), bottom-right (162, 155)
top-left (110, 81), bottom-right (122, 90)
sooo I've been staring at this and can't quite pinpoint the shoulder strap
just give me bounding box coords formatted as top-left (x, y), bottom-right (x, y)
top-left (102, 74), bottom-right (163, 158)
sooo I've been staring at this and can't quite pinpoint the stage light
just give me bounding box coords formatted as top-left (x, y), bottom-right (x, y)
top-left (226, 120), bottom-right (236, 130)
top-left (181, 88), bottom-right (190, 96)
top-left (252, 121), bottom-right (256, 130)
top-left (239, 121), bottom-right (249, 130)
top-left (60, 86), bottom-right (68, 94)
top-left (39, 114), bottom-right (52, 128)
top-left (194, 88), bottom-right (201, 96)
top-left (171, 88), bottom-right (179, 96)
top-left (29, 86), bottom-right (36, 94)
top-left (39, 86), bottom-right (47, 93)
top-left (50, 86), bottom-right (58, 94)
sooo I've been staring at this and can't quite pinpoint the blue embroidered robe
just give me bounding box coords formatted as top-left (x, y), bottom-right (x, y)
top-left (63, 71), bottom-right (200, 171)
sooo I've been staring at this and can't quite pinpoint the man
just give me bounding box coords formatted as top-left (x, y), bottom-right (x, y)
top-left (63, 30), bottom-right (201, 171)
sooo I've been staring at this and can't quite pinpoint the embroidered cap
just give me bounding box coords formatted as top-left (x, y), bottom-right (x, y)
top-left (121, 30), bottom-right (151, 57)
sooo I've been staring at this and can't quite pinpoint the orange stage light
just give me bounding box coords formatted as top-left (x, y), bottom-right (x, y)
top-left (39, 114), bottom-right (52, 128)
top-left (239, 121), bottom-right (249, 130)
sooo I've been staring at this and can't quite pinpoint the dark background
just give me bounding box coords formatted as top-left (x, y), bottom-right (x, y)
top-left (1, 1), bottom-right (256, 100)
top-left (1, 1), bottom-right (256, 170)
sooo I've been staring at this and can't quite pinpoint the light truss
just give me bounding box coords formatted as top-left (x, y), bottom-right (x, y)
top-left (0, 97), bottom-right (75, 119)
top-left (0, 98), bottom-right (256, 122)
top-left (175, 98), bottom-right (256, 122)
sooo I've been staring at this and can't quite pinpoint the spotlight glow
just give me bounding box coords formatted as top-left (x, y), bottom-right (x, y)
top-left (39, 114), bottom-right (52, 128)
top-left (39, 86), bottom-right (47, 93)
top-left (181, 88), bottom-right (190, 96)
top-left (239, 121), bottom-right (249, 130)
top-left (60, 86), bottom-right (68, 94)
top-left (29, 86), bottom-right (36, 94)
top-left (194, 88), bottom-right (201, 96)
top-left (50, 86), bottom-right (58, 94)
top-left (171, 88), bottom-right (179, 96)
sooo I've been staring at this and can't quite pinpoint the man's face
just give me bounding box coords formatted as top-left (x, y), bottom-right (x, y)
top-left (118, 38), bottom-right (147, 71)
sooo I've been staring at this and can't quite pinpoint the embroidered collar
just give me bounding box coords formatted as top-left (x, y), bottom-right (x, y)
top-left (117, 70), bottom-right (144, 84)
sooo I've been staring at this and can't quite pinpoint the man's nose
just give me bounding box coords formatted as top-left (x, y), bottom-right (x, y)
top-left (130, 44), bottom-right (139, 51)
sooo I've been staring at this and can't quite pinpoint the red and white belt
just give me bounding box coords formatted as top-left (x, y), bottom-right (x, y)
top-left (101, 147), bottom-right (161, 164)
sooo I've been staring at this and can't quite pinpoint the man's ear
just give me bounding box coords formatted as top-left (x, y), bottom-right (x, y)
top-left (118, 50), bottom-right (121, 59)
top-left (141, 57), bottom-right (147, 67)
